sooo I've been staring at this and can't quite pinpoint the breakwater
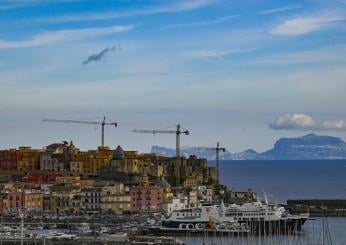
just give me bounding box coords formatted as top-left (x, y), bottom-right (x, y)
top-left (287, 199), bottom-right (346, 217)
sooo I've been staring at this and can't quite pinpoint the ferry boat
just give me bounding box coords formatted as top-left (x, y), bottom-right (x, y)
top-left (223, 201), bottom-right (309, 234)
top-left (157, 201), bottom-right (309, 235)
top-left (150, 204), bottom-right (249, 236)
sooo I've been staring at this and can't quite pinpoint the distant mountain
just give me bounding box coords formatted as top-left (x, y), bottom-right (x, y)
top-left (260, 134), bottom-right (346, 160)
top-left (151, 134), bottom-right (346, 160)
top-left (231, 149), bottom-right (259, 160)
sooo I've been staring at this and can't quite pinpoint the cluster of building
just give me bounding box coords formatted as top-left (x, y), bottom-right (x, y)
top-left (0, 142), bottom-right (226, 215)
top-left (0, 142), bottom-right (216, 185)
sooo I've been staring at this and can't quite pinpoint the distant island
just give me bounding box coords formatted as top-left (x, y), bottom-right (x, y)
top-left (152, 134), bottom-right (346, 160)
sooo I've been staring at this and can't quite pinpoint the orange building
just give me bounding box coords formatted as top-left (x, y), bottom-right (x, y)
top-left (0, 149), bottom-right (21, 170)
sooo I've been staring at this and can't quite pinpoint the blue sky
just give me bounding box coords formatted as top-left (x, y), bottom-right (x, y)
top-left (1, 0), bottom-right (346, 153)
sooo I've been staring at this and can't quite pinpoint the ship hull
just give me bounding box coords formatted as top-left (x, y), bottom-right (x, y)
top-left (149, 226), bottom-right (249, 236)
top-left (161, 217), bottom-right (307, 234)
top-left (238, 218), bottom-right (308, 234)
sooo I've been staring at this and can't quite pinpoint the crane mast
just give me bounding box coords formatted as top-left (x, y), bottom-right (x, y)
top-left (185, 142), bottom-right (226, 185)
top-left (42, 116), bottom-right (117, 147)
top-left (215, 142), bottom-right (226, 185)
top-left (133, 124), bottom-right (189, 158)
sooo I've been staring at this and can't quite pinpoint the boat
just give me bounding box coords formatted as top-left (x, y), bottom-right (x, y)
top-left (150, 204), bottom-right (249, 236)
top-left (45, 232), bottom-right (78, 240)
top-left (223, 201), bottom-right (309, 234)
top-left (155, 200), bottom-right (309, 235)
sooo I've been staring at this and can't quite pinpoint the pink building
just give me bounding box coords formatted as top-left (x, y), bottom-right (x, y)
top-left (130, 173), bottom-right (162, 212)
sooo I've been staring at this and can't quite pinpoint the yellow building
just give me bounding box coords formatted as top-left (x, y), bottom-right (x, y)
top-left (89, 147), bottom-right (113, 174)
top-left (100, 183), bottom-right (131, 213)
top-left (17, 147), bottom-right (44, 171)
top-left (70, 151), bottom-right (91, 174)
top-left (70, 161), bottom-right (91, 174)
top-left (70, 147), bottom-right (117, 175)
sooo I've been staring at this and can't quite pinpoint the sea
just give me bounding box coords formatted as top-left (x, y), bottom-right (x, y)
top-left (180, 160), bottom-right (346, 244)
top-left (218, 160), bottom-right (346, 202)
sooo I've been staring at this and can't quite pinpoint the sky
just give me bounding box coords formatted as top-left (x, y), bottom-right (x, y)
top-left (1, 0), bottom-right (346, 153)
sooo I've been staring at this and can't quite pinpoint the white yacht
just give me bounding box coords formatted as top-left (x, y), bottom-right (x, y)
top-left (223, 201), bottom-right (309, 234)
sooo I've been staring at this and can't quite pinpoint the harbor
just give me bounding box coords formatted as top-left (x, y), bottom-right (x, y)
top-left (0, 215), bottom-right (344, 245)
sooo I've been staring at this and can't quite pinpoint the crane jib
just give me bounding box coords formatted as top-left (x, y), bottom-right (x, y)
top-left (42, 117), bottom-right (117, 147)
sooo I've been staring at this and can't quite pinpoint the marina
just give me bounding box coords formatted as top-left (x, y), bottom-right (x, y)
top-left (0, 216), bottom-right (343, 245)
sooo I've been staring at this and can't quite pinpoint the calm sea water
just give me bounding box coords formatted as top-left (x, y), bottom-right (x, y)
top-left (217, 160), bottom-right (346, 202)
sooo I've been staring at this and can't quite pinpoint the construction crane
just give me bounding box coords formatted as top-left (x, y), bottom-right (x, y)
top-left (186, 142), bottom-right (226, 185)
top-left (132, 124), bottom-right (189, 158)
top-left (42, 116), bottom-right (117, 147)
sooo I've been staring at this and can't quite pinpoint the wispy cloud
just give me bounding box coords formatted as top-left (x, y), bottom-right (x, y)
top-left (161, 15), bottom-right (238, 30)
top-left (0, 25), bottom-right (133, 49)
top-left (259, 4), bottom-right (301, 15)
top-left (0, 4), bottom-right (22, 10)
top-left (82, 46), bottom-right (121, 65)
top-left (33, 0), bottom-right (217, 23)
top-left (253, 45), bottom-right (346, 65)
top-left (269, 114), bottom-right (346, 131)
top-left (189, 47), bottom-right (256, 59)
top-left (258, 4), bottom-right (301, 14)
top-left (0, 0), bottom-right (84, 10)
top-left (271, 12), bottom-right (346, 36)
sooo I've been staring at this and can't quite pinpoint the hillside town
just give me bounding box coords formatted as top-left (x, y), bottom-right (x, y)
top-left (0, 142), bottom-right (257, 216)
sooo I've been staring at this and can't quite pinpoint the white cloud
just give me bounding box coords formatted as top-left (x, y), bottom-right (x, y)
top-left (259, 4), bottom-right (301, 15)
top-left (37, 0), bottom-right (217, 23)
top-left (271, 12), bottom-right (346, 36)
top-left (0, 25), bottom-right (134, 49)
top-left (269, 114), bottom-right (316, 130)
top-left (270, 114), bottom-right (346, 131)
top-left (161, 15), bottom-right (238, 30)
top-left (323, 120), bottom-right (346, 130)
